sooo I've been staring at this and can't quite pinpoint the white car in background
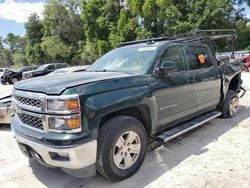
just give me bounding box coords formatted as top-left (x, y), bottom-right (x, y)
top-left (0, 85), bottom-right (13, 124)
top-left (47, 65), bottom-right (89, 76)
top-left (0, 68), bottom-right (11, 79)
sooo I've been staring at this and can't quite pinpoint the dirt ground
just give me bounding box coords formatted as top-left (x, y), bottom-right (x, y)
top-left (1, 73), bottom-right (250, 188)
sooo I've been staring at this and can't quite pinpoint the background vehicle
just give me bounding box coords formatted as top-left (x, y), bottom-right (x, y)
top-left (0, 68), bottom-right (11, 78)
top-left (11, 30), bottom-right (245, 181)
top-left (47, 65), bottom-right (89, 76)
top-left (22, 63), bottom-right (69, 79)
top-left (0, 85), bottom-right (13, 124)
top-left (1, 66), bottom-right (37, 85)
top-left (235, 51), bottom-right (250, 71)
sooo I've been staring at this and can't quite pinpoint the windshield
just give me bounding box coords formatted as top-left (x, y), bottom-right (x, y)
top-left (87, 46), bottom-right (158, 74)
top-left (37, 65), bottom-right (47, 71)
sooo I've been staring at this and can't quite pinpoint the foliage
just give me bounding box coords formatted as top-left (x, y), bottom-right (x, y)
top-left (24, 13), bottom-right (44, 65)
top-left (1, 0), bottom-right (250, 68)
top-left (13, 52), bottom-right (27, 67)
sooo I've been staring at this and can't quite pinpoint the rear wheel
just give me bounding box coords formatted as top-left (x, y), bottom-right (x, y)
top-left (221, 90), bottom-right (239, 118)
top-left (96, 116), bottom-right (147, 181)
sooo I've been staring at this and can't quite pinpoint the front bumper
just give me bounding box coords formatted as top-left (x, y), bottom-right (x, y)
top-left (0, 106), bottom-right (13, 124)
top-left (12, 126), bottom-right (97, 170)
top-left (15, 132), bottom-right (97, 169)
top-left (14, 134), bottom-right (97, 169)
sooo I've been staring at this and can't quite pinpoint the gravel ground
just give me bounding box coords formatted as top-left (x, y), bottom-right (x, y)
top-left (1, 73), bottom-right (250, 188)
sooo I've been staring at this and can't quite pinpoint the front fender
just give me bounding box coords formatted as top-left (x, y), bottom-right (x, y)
top-left (83, 85), bottom-right (154, 138)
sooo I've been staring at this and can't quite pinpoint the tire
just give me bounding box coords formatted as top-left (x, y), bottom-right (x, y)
top-left (96, 116), bottom-right (147, 181)
top-left (221, 90), bottom-right (239, 118)
top-left (9, 77), bottom-right (19, 84)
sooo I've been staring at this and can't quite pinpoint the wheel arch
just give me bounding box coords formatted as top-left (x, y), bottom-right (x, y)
top-left (99, 104), bottom-right (153, 137)
top-left (228, 73), bottom-right (242, 92)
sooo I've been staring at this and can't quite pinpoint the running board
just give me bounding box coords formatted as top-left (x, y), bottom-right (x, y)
top-left (157, 111), bottom-right (222, 143)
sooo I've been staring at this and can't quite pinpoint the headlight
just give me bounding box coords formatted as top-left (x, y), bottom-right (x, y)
top-left (46, 95), bottom-right (81, 133)
top-left (48, 115), bottom-right (81, 132)
top-left (47, 96), bottom-right (80, 113)
top-left (26, 73), bottom-right (32, 78)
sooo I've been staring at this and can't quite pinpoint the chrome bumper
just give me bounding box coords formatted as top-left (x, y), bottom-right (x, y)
top-left (14, 132), bottom-right (97, 170)
top-left (0, 107), bottom-right (13, 124)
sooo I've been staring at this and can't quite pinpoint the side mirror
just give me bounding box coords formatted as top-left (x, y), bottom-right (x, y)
top-left (154, 61), bottom-right (177, 77)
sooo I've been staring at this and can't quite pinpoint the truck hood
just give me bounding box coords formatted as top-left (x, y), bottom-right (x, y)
top-left (14, 72), bottom-right (133, 95)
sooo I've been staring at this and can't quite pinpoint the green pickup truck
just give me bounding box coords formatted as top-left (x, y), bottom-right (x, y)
top-left (11, 31), bottom-right (245, 181)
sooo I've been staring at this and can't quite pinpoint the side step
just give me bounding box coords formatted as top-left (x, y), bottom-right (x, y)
top-left (157, 111), bottom-right (221, 143)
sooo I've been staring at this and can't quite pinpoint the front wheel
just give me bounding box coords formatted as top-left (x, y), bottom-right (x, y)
top-left (96, 116), bottom-right (147, 181)
top-left (9, 77), bottom-right (19, 84)
top-left (221, 90), bottom-right (239, 118)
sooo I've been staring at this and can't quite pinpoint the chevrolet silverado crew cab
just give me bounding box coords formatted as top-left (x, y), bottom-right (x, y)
top-left (11, 30), bottom-right (245, 181)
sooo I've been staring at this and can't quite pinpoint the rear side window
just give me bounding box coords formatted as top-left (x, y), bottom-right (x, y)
top-left (57, 64), bottom-right (64, 68)
top-left (57, 64), bottom-right (68, 68)
top-left (47, 65), bottom-right (55, 70)
top-left (188, 45), bottom-right (214, 70)
top-left (160, 44), bottom-right (188, 72)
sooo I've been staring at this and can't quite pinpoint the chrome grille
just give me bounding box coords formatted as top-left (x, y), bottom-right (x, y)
top-left (14, 95), bottom-right (41, 108)
top-left (17, 113), bottom-right (43, 130)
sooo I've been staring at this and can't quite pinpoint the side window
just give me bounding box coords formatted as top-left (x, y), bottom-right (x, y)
top-left (160, 44), bottom-right (188, 72)
top-left (57, 64), bottom-right (64, 68)
top-left (188, 45), bottom-right (213, 70)
top-left (47, 65), bottom-right (55, 70)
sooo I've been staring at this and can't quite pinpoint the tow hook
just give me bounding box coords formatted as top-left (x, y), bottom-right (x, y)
top-left (237, 86), bottom-right (246, 98)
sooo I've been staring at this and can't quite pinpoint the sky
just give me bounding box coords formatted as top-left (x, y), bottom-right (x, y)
top-left (0, 0), bottom-right (250, 38)
top-left (0, 0), bottom-right (46, 37)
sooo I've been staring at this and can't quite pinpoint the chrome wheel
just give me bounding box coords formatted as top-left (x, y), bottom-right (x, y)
top-left (12, 78), bottom-right (18, 83)
top-left (113, 131), bottom-right (141, 170)
top-left (229, 96), bottom-right (239, 117)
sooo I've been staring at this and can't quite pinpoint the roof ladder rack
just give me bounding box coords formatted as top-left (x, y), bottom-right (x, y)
top-left (118, 36), bottom-right (175, 47)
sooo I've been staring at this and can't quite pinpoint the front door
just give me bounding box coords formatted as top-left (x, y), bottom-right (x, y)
top-left (154, 44), bottom-right (197, 130)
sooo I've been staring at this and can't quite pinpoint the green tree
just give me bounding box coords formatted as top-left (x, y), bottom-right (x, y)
top-left (25, 13), bottom-right (43, 44)
top-left (42, 0), bottom-right (85, 64)
top-left (13, 52), bottom-right (27, 67)
top-left (25, 43), bottom-right (43, 65)
top-left (2, 0), bottom-right (250, 68)
top-left (1, 33), bottom-right (27, 66)
top-left (235, 19), bottom-right (250, 50)
top-left (41, 36), bottom-right (71, 59)
top-left (25, 13), bottom-right (44, 65)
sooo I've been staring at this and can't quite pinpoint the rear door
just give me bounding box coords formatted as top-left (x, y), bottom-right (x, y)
top-left (155, 44), bottom-right (197, 130)
top-left (187, 44), bottom-right (221, 111)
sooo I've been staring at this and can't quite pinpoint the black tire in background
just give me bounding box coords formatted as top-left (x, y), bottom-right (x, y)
top-left (96, 116), bottom-right (147, 181)
top-left (221, 90), bottom-right (239, 118)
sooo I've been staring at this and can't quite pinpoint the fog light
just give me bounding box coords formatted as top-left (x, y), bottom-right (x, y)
top-left (49, 152), bottom-right (70, 161)
top-left (57, 152), bottom-right (69, 158)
